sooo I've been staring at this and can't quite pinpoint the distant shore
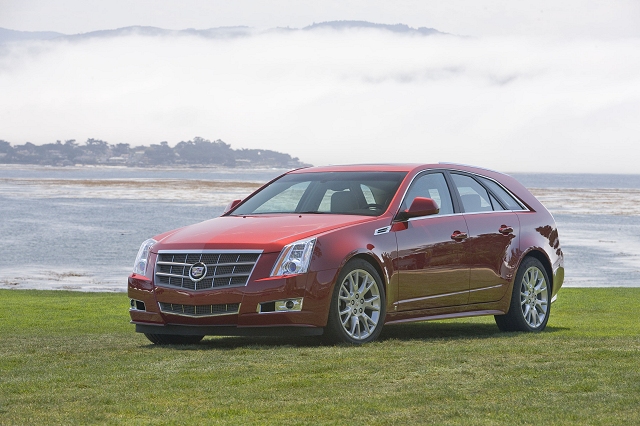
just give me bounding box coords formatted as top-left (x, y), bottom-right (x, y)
top-left (0, 137), bottom-right (310, 169)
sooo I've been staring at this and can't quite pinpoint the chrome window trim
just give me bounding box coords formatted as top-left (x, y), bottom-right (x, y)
top-left (404, 209), bottom-right (524, 223)
top-left (405, 212), bottom-right (459, 222)
top-left (458, 209), bottom-right (523, 217)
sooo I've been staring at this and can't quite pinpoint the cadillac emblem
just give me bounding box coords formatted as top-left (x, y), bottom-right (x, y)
top-left (189, 262), bottom-right (208, 282)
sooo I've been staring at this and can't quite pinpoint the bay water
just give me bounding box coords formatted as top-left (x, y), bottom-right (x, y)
top-left (1, 165), bottom-right (638, 291)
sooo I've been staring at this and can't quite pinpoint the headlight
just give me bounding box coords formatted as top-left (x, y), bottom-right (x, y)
top-left (271, 237), bottom-right (316, 276)
top-left (133, 238), bottom-right (157, 277)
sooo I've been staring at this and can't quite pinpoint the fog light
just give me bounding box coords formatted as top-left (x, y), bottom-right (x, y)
top-left (275, 298), bottom-right (303, 312)
top-left (130, 299), bottom-right (146, 311)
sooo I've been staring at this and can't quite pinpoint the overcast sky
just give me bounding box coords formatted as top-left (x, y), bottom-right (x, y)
top-left (1, 1), bottom-right (639, 173)
top-left (2, 0), bottom-right (640, 39)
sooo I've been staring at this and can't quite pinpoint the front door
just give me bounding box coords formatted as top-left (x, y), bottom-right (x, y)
top-left (394, 172), bottom-right (470, 311)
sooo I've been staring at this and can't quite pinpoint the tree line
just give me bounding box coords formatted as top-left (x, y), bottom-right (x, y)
top-left (0, 137), bottom-right (309, 168)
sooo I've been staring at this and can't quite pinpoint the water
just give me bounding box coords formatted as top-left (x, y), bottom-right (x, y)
top-left (0, 164), bottom-right (286, 181)
top-left (0, 165), bottom-right (283, 291)
top-left (511, 173), bottom-right (640, 288)
top-left (1, 166), bottom-right (639, 291)
top-left (510, 172), bottom-right (640, 189)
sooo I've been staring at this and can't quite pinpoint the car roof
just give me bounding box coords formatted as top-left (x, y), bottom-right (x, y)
top-left (288, 164), bottom-right (429, 174)
top-left (287, 163), bottom-right (507, 176)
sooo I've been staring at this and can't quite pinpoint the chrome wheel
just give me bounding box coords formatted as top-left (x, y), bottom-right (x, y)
top-left (495, 257), bottom-right (551, 332)
top-left (337, 269), bottom-right (382, 341)
top-left (519, 266), bottom-right (549, 329)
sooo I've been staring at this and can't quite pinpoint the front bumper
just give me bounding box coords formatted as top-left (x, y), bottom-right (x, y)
top-left (134, 323), bottom-right (324, 337)
top-left (128, 266), bottom-right (340, 335)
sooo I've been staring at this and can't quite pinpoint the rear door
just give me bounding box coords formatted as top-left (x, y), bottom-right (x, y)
top-left (449, 172), bottom-right (520, 304)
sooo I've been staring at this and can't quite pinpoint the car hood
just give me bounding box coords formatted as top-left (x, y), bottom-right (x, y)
top-left (152, 214), bottom-right (374, 253)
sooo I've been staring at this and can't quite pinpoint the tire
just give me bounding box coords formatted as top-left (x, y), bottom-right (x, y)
top-left (144, 333), bottom-right (204, 345)
top-left (495, 257), bottom-right (551, 332)
top-left (323, 258), bottom-right (386, 344)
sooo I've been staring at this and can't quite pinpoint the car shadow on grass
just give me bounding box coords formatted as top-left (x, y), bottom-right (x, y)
top-left (380, 322), bottom-right (567, 342)
top-left (142, 335), bottom-right (325, 350)
top-left (380, 321), bottom-right (502, 341)
top-left (140, 322), bottom-right (568, 350)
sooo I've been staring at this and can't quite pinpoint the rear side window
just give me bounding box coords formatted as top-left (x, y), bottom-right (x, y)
top-left (451, 173), bottom-right (493, 213)
top-left (477, 177), bottom-right (525, 211)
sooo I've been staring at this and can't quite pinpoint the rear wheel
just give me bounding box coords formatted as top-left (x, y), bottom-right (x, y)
top-left (144, 333), bottom-right (204, 345)
top-left (324, 259), bottom-right (386, 344)
top-left (495, 257), bottom-right (550, 332)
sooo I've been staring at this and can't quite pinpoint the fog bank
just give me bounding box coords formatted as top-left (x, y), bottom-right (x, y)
top-left (1, 29), bottom-right (639, 173)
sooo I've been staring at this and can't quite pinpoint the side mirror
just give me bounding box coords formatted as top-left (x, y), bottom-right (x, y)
top-left (223, 199), bottom-right (242, 214)
top-left (397, 197), bottom-right (440, 221)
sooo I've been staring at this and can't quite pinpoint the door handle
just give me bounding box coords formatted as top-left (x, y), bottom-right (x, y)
top-left (499, 225), bottom-right (514, 235)
top-left (451, 231), bottom-right (468, 241)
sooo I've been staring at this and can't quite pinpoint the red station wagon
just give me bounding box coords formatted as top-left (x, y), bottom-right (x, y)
top-left (128, 164), bottom-right (564, 344)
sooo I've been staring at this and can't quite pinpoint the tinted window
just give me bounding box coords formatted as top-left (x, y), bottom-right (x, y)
top-left (232, 171), bottom-right (407, 216)
top-left (254, 181), bottom-right (310, 213)
top-left (489, 194), bottom-right (506, 211)
top-left (451, 173), bottom-right (493, 213)
top-left (478, 177), bottom-right (525, 211)
top-left (401, 172), bottom-right (453, 215)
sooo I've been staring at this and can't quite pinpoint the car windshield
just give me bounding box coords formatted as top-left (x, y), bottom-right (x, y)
top-left (231, 171), bottom-right (407, 216)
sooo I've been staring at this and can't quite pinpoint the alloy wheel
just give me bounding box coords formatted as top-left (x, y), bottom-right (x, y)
top-left (337, 269), bottom-right (382, 340)
top-left (519, 266), bottom-right (549, 328)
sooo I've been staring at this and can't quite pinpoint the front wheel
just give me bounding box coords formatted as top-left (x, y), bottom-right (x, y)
top-left (495, 257), bottom-right (551, 332)
top-left (323, 259), bottom-right (386, 344)
top-left (144, 333), bottom-right (204, 345)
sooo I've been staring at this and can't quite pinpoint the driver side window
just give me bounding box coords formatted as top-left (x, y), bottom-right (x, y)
top-left (402, 172), bottom-right (454, 215)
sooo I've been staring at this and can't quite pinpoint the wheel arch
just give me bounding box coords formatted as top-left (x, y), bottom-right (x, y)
top-left (520, 249), bottom-right (554, 293)
top-left (345, 253), bottom-right (388, 291)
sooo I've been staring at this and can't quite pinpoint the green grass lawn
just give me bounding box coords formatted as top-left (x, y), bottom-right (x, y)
top-left (1, 288), bottom-right (639, 425)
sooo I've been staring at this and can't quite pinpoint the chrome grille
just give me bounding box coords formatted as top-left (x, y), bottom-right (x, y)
top-left (159, 302), bottom-right (240, 317)
top-left (155, 251), bottom-right (261, 291)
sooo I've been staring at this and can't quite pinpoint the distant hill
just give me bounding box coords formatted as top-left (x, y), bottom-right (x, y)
top-left (62, 25), bottom-right (257, 41)
top-left (0, 27), bottom-right (64, 42)
top-left (0, 21), bottom-right (447, 44)
top-left (0, 137), bottom-right (310, 168)
top-left (303, 21), bottom-right (443, 36)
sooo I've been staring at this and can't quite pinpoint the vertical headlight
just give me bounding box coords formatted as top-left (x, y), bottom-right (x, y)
top-left (133, 238), bottom-right (157, 277)
top-left (271, 237), bottom-right (316, 277)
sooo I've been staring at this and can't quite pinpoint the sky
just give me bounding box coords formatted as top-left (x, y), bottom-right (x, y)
top-left (1, 0), bottom-right (639, 173)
